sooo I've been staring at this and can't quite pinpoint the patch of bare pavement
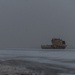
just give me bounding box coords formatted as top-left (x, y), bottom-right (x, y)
top-left (0, 60), bottom-right (75, 75)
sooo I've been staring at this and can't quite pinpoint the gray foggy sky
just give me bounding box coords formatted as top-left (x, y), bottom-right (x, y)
top-left (0, 0), bottom-right (75, 49)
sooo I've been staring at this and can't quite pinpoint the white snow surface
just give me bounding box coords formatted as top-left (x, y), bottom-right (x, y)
top-left (0, 49), bottom-right (75, 69)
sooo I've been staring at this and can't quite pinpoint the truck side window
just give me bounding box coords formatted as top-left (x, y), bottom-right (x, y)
top-left (62, 41), bottom-right (65, 44)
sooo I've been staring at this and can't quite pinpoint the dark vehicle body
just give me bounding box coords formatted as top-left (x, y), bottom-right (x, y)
top-left (41, 38), bottom-right (67, 49)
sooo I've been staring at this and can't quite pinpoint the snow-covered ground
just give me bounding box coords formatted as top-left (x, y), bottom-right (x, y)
top-left (0, 49), bottom-right (75, 75)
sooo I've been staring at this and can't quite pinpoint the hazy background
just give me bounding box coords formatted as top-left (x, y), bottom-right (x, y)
top-left (0, 0), bottom-right (75, 49)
